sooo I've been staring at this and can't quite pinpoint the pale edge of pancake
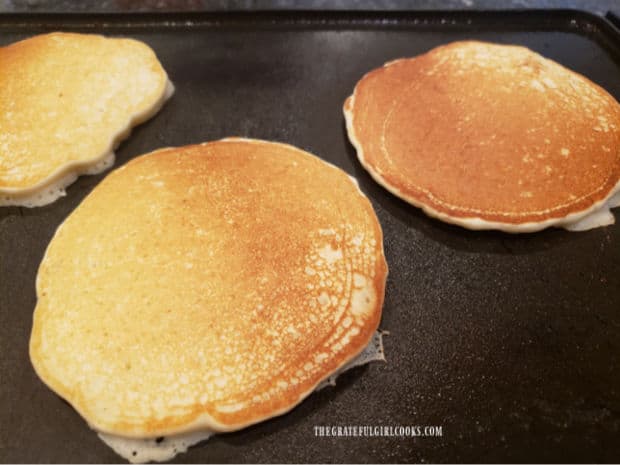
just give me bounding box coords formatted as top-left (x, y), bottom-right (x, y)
top-left (0, 79), bottom-right (175, 208)
top-left (98, 330), bottom-right (387, 464)
top-left (32, 138), bottom-right (388, 443)
top-left (343, 67), bottom-right (620, 233)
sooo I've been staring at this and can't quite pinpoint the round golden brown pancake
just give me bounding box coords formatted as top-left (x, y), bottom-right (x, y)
top-left (30, 138), bottom-right (387, 437)
top-left (344, 41), bottom-right (620, 232)
top-left (0, 32), bottom-right (172, 207)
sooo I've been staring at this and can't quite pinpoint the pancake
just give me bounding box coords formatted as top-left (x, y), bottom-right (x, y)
top-left (344, 41), bottom-right (620, 232)
top-left (98, 331), bottom-right (387, 463)
top-left (0, 32), bottom-right (173, 207)
top-left (30, 139), bottom-right (387, 445)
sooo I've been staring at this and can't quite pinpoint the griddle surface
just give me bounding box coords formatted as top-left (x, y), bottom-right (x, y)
top-left (1, 10), bottom-right (619, 463)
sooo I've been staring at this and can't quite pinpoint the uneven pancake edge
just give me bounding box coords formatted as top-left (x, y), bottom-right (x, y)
top-left (98, 330), bottom-right (387, 464)
top-left (0, 32), bottom-right (174, 207)
top-left (343, 45), bottom-right (620, 232)
top-left (0, 79), bottom-right (174, 207)
top-left (29, 138), bottom-right (388, 437)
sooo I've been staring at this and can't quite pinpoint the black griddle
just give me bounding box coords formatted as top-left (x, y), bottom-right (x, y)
top-left (1, 9), bottom-right (620, 464)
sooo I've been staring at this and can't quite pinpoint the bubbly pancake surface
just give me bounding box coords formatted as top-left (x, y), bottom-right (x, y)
top-left (30, 138), bottom-right (387, 437)
top-left (0, 32), bottom-right (171, 206)
top-left (344, 41), bottom-right (620, 231)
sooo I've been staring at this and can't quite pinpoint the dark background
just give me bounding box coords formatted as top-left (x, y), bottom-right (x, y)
top-left (1, 2), bottom-right (620, 464)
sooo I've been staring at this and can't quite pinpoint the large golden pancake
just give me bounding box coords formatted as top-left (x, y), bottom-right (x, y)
top-left (30, 138), bottom-right (387, 439)
top-left (0, 32), bottom-right (173, 207)
top-left (344, 41), bottom-right (620, 232)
